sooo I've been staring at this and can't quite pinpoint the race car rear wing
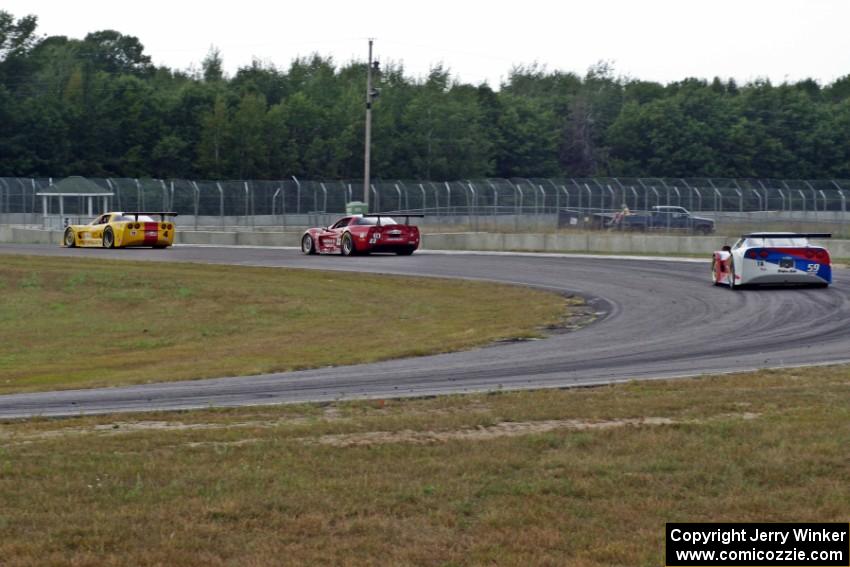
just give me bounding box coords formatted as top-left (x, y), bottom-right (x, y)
top-left (364, 213), bottom-right (425, 226)
top-left (743, 232), bottom-right (831, 239)
top-left (123, 212), bottom-right (179, 221)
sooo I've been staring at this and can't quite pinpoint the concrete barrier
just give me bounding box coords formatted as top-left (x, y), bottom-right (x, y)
top-left (5, 227), bottom-right (63, 245)
top-left (235, 232), bottom-right (301, 247)
top-left (2, 225), bottom-right (849, 259)
top-left (420, 232), bottom-right (729, 256)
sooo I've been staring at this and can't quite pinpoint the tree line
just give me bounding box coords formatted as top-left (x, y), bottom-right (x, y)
top-left (2, 11), bottom-right (850, 181)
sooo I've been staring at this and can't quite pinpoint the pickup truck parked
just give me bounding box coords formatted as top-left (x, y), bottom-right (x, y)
top-left (592, 206), bottom-right (716, 234)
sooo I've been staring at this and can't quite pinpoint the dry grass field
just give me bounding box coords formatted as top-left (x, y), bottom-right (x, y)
top-left (1, 365), bottom-right (848, 566)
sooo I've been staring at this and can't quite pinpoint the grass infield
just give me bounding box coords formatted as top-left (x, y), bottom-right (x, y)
top-left (0, 255), bottom-right (574, 395)
top-left (0, 365), bottom-right (847, 565)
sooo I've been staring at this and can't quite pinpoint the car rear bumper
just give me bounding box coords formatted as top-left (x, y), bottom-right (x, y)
top-left (744, 273), bottom-right (830, 286)
top-left (366, 242), bottom-right (418, 253)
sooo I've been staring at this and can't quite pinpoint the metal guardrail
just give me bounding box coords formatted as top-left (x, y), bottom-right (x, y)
top-left (1, 177), bottom-right (848, 219)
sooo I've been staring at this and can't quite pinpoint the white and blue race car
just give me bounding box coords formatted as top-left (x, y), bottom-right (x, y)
top-left (712, 232), bottom-right (832, 289)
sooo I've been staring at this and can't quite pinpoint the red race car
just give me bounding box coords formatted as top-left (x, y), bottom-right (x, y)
top-left (300, 214), bottom-right (424, 256)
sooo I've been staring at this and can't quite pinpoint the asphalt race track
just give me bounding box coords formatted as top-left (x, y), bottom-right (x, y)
top-left (2, 244), bottom-right (849, 418)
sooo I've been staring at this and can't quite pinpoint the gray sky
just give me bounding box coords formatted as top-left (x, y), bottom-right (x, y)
top-left (6, 0), bottom-right (850, 86)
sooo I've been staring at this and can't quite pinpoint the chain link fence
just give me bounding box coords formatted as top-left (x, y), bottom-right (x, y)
top-left (2, 176), bottom-right (849, 235)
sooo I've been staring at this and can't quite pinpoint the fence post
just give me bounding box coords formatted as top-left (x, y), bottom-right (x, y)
top-left (561, 185), bottom-right (571, 209)
top-left (798, 190), bottom-right (807, 213)
top-left (606, 184), bottom-right (616, 211)
top-left (30, 178), bottom-right (38, 215)
top-left (547, 179), bottom-right (559, 213)
top-left (5, 179), bottom-right (12, 218)
top-left (510, 180), bottom-right (524, 231)
top-left (679, 179), bottom-right (693, 210)
top-left (756, 180), bottom-right (767, 210)
top-left (394, 183), bottom-right (403, 212)
top-left (521, 179), bottom-right (537, 213)
top-left (161, 180), bottom-right (169, 211)
top-left (430, 182), bottom-right (439, 216)
top-left (831, 180), bottom-right (846, 216)
top-left (570, 179), bottom-right (582, 211)
top-left (612, 178), bottom-right (626, 206)
top-left (216, 182), bottom-right (225, 228)
top-left (370, 184), bottom-right (379, 212)
top-left (397, 180), bottom-right (410, 211)
top-left (272, 186), bottom-right (281, 226)
top-left (707, 180), bottom-right (722, 212)
top-left (291, 176), bottom-right (301, 214)
top-left (104, 179), bottom-right (115, 211)
top-left (134, 178), bottom-right (142, 210)
top-left (191, 181), bottom-right (200, 230)
top-left (487, 179), bottom-right (498, 216)
top-left (319, 182), bottom-right (328, 213)
top-left (281, 184), bottom-right (287, 229)
top-left (419, 184), bottom-right (426, 214)
top-left (804, 181), bottom-right (818, 213)
top-left (757, 180), bottom-right (769, 211)
top-left (243, 181), bottom-right (250, 218)
top-left (537, 184), bottom-right (546, 229)
top-left (750, 188), bottom-right (762, 211)
top-left (467, 182), bottom-right (478, 231)
top-left (777, 188), bottom-right (786, 211)
top-left (14, 179), bottom-right (25, 214)
top-left (637, 178), bottom-right (650, 211)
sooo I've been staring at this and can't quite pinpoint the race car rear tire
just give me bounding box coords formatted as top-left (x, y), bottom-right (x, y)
top-left (301, 234), bottom-right (316, 255)
top-left (341, 233), bottom-right (355, 257)
top-left (710, 258), bottom-right (720, 285)
top-left (102, 228), bottom-right (115, 249)
top-left (64, 228), bottom-right (76, 248)
top-left (729, 263), bottom-right (739, 290)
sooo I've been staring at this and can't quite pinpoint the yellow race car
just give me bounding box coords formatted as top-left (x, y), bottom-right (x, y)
top-left (63, 212), bottom-right (178, 249)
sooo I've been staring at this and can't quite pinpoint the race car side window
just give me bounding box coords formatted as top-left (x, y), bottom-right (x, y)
top-left (93, 215), bottom-right (109, 225)
top-left (331, 218), bottom-right (351, 229)
top-left (732, 238), bottom-right (745, 249)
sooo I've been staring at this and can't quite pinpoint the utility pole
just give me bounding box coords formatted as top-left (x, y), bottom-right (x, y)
top-left (363, 39), bottom-right (378, 209)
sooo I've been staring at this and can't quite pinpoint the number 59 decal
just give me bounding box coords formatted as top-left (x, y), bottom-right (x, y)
top-left (807, 263), bottom-right (820, 273)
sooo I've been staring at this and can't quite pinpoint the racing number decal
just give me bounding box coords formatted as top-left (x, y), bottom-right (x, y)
top-left (807, 263), bottom-right (820, 273)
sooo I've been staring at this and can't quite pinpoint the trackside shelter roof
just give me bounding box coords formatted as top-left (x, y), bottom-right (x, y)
top-left (36, 176), bottom-right (113, 197)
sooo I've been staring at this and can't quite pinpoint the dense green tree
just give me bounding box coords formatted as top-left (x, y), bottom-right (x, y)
top-left (196, 94), bottom-right (230, 178)
top-left (0, 10), bottom-right (39, 59)
top-left (230, 92), bottom-right (268, 178)
top-left (201, 46), bottom-right (224, 83)
top-left (81, 30), bottom-right (153, 76)
top-left (1, 10), bottom-right (850, 181)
